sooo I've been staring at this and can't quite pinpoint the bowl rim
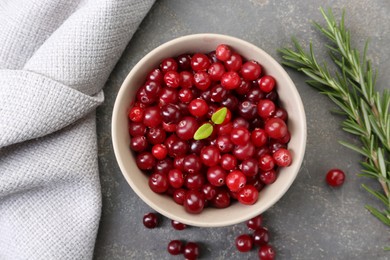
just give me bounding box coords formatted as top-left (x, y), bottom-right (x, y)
top-left (112, 33), bottom-right (307, 227)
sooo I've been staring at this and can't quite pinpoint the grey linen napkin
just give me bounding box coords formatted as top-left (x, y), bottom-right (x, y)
top-left (0, 0), bottom-right (154, 259)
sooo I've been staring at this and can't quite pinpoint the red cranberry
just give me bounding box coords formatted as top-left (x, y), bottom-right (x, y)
top-left (210, 188), bottom-right (231, 208)
top-left (176, 117), bottom-right (199, 140)
top-left (168, 169), bottom-right (184, 188)
top-left (193, 71), bottom-right (211, 90)
top-left (264, 118), bottom-right (288, 139)
top-left (179, 71), bottom-right (194, 89)
top-left (220, 154), bottom-right (237, 171)
top-left (146, 127), bottom-right (166, 145)
top-left (183, 190), bottom-right (205, 214)
top-left (176, 54), bottom-right (192, 70)
top-left (258, 244), bottom-right (276, 260)
top-left (191, 53), bottom-right (211, 71)
top-left (257, 99), bottom-right (276, 119)
top-left (251, 128), bottom-right (268, 147)
top-left (225, 52), bottom-right (242, 71)
top-left (164, 71), bottom-right (180, 88)
top-left (237, 185), bottom-right (259, 205)
top-left (185, 172), bottom-right (205, 190)
top-left (136, 152), bottom-right (156, 170)
top-left (155, 158), bottom-right (173, 175)
top-left (159, 87), bottom-right (178, 106)
top-left (246, 87), bottom-right (264, 102)
top-left (167, 240), bottom-right (183, 255)
top-left (130, 136), bottom-right (148, 152)
top-left (221, 94), bottom-right (239, 111)
top-left (226, 170), bottom-right (246, 192)
top-left (189, 139), bottom-right (207, 155)
top-left (171, 220), bottom-right (186, 230)
top-left (173, 188), bottom-right (186, 205)
top-left (259, 75), bottom-right (276, 93)
top-left (216, 135), bottom-right (234, 153)
top-left (143, 212), bottom-right (159, 229)
top-left (241, 60), bottom-right (262, 80)
top-left (235, 80), bottom-right (251, 95)
top-left (188, 98), bottom-right (209, 117)
top-left (200, 145), bottom-right (220, 167)
top-left (183, 154), bottom-right (202, 174)
top-left (148, 172), bottom-right (169, 193)
top-left (143, 106), bottom-right (162, 128)
top-left (233, 142), bottom-right (255, 161)
top-left (326, 168), bottom-right (345, 187)
top-left (201, 183), bottom-right (217, 200)
top-left (247, 215), bottom-right (263, 230)
top-left (221, 71), bottom-right (241, 90)
top-left (230, 126), bottom-right (250, 146)
top-left (273, 148), bottom-right (292, 167)
top-left (239, 158), bottom-right (259, 177)
top-left (260, 169), bottom-right (277, 185)
top-left (253, 227), bottom-right (269, 246)
top-left (207, 166), bottom-right (226, 187)
top-left (152, 144), bottom-right (168, 160)
top-left (215, 44), bottom-right (232, 61)
top-left (128, 106), bottom-right (144, 122)
top-left (238, 100), bottom-right (258, 120)
top-left (160, 57), bottom-right (178, 73)
top-left (235, 234), bottom-right (254, 252)
top-left (183, 242), bottom-right (200, 260)
top-left (208, 62), bottom-right (225, 81)
top-left (146, 68), bottom-right (163, 84)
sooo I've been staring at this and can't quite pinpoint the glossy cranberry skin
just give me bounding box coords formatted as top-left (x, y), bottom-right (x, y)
top-left (247, 215), bottom-right (263, 230)
top-left (238, 185), bottom-right (259, 205)
top-left (274, 107), bottom-right (288, 121)
top-left (215, 44), bottom-right (232, 61)
top-left (193, 71), bottom-right (211, 90)
top-left (173, 188), bottom-right (186, 205)
top-left (273, 148), bottom-right (292, 167)
top-left (207, 166), bottom-right (226, 187)
top-left (185, 172), bottom-right (205, 190)
top-left (209, 84), bottom-right (227, 103)
top-left (169, 139), bottom-right (189, 157)
top-left (171, 220), bottom-right (186, 230)
top-left (217, 122), bottom-right (233, 136)
top-left (216, 135), bottom-right (234, 153)
top-left (183, 154), bottom-right (202, 174)
top-left (136, 152), bottom-right (156, 170)
top-left (260, 169), bottom-right (277, 185)
top-left (176, 53), bottom-right (192, 70)
top-left (326, 168), bottom-right (345, 187)
top-left (241, 60), bottom-right (262, 80)
top-left (253, 227), bottom-right (269, 246)
top-left (191, 53), bottom-right (211, 71)
top-left (239, 158), bottom-right (259, 177)
top-left (230, 126), bottom-right (250, 146)
top-left (226, 170), bottom-right (247, 192)
top-left (251, 128), bottom-right (268, 147)
top-left (238, 100), bottom-right (258, 120)
top-left (258, 154), bottom-right (275, 171)
top-left (184, 242), bottom-right (200, 260)
top-left (146, 127), bottom-right (166, 145)
top-left (259, 75), bottom-right (276, 93)
top-left (148, 172), bottom-right (169, 193)
top-left (257, 99), bottom-right (276, 119)
top-left (167, 240), bottom-right (183, 255)
top-left (189, 139), bottom-right (207, 155)
top-left (220, 154), bottom-right (237, 171)
top-left (235, 234), bottom-right (254, 252)
top-left (211, 188), bottom-right (231, 208)
top-left (184, 190), bottom-right (205, 214)
top-left (221, 71), bottom-right (241, 90)
top-left (128, 106), bottom-right (144, 123)
top-left (130, 136), bottom-right (148, 152)
top-left (151, 144), bottom-right (168, 160)
top-left (161, 104), bottom-right (180, 124)
top-left (160, 57), bottom-right (178, 73)
top-left (188, 98), bottom-right (209, 117)
top-left (232, 117), bottom-right (250, 129)
top-left (159, 88), bottom-right (179, 107)
top-left (142, 106), bottom-right (162, 128)
top-left (200, 145), bottom-right (220, 167)
top-left (164, 71), bottom-right (180, 88)
top-left (233, 142), bottom-right (255, 161)
top-left (155, 158), bottom-right (173, 175)
top-left (179, 71), bottom-right (193, 89)
top-left (178, 88), bottom-right (193, 104)
top-left (136, 86), bottom-right (156, 105)
top-left (208, 62), bottom-right (225, 81)
top-left (258, 244), bottom-right (276, 260)
top-left (143, 212), bottom-right (159, 229)
top-left (225, 52), bottom-right (242, 71)
top-left (146, 68), bottom-right (164, 84)
top-left (176, 116), bottom-right (199, 140)
top-left (201, 183), bottom-right (217, 200)
top-left (168, 169), bottom-right (184, 188)
top-left (264, 118), bottom-right (288, 139)
top-left (221, 94), bottom-right (239, 111)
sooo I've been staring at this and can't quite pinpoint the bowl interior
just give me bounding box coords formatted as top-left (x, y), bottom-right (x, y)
top-left (112, 34), bottom-right (306, 227)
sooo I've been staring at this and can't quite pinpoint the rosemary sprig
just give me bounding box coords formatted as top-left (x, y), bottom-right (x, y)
top-left (279, 7), bottom-right (390, 226)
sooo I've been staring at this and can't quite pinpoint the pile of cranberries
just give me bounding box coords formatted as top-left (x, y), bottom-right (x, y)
top-left (128, 44), bottom-right (292, 214)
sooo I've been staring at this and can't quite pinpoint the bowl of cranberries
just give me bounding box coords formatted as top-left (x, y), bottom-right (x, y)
top-left (112, 33), bottom-right (306, 227)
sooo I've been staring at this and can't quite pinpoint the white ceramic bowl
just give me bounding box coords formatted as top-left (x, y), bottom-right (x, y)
top-left (112, 33), bottom-right (306, 227)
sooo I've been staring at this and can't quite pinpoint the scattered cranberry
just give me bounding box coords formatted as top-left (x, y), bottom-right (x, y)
top-left (326, 168), bottom-right (345, 187)
top-left (183, 242), bottom-right (200, 260)
top-left (235, 234), bottom-right (254, 252)
top-left (143, 212), bottom-right (159, 229)
top-left (247, 215), bottom-right (263, 230)
top-left (258, 244), bottom-right (276, 260)
top-left (171, 220), bottom-right (187, 230)
top-left (167, 240), bottom-right (183, 255)
top-left (253, 227), bottom-right (269, 246)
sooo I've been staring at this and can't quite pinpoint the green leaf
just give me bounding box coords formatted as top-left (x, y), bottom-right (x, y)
top-left (211, 107), bottom-right (227, 125)
top-left (193, 123), bottom-right (213, 140)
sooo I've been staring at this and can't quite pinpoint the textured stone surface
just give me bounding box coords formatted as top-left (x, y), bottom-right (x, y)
top-left (94, 0), bottom-right (390, 259)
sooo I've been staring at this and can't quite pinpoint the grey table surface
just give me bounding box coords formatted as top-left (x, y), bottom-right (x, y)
top-left (93, 0), bottom-right (390, 259)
